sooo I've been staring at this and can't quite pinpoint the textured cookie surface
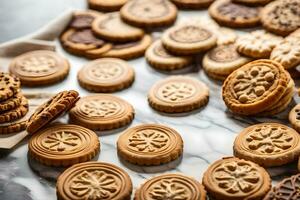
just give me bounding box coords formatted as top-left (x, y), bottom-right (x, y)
top-left (288, 104), bottom-right (300, 133)
top-left (0, 96), bottom-right (28, 123)
top-left (171, 0), bottom-right (214, 9)
top-left (0, 72), bottom-right (20, 101)
top-left (69, 10), bottom-right (101, 29)
top-left (0, 93), bottom-right (23, 113)
top-left (88, 0), bottom-right (128, 11)
top-left (117, 124), bottom-right (183, 165)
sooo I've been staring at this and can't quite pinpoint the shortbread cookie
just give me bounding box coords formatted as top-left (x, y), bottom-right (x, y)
top-left (120, 0), bottom-right (177, 28)
top-left (236, 30), bottom-right (282, 58)
top-left (145, 40), bottom-right (193, 71)
top-left (29, 124), bottom-right (100, 167)
top-left (57, 161), bottom-right (132, 200)
top-left (0, 93), bottom-right (23, 113)
top-left (0, 97), bottom-right (28, 123)
top-left (288, 104), bottom-right (300, 133)
top-left (162, 24), bottom-right (217, 55)
top-left (78, 58), bottom-right (135, 92)
top-left (234, 123), bottom-right (300, 167)
top-left (232, 0), bottom-right (272, 6)
top-left (261, 0), bottom-right (300, 36)
top-left (171, 0), bottom-right (214, 9)
top-left (215, 27), bottom-right (237, 45)
top-left (69, 10), bottom-right (101, 29)
top-left (203, 157), bottom-right (271, 200)
top-left (92, 12), bottom-right (144, 42)
top-left (9, 50), bottom-right (70, 86)
top-left (148, 76), bottom-right (209, 113)
top-left (117, 124), bottom-right (183, 165)
top-left (135, 174), bottom-right (207, 200)
top-left (69, 94), bottom-right (134, 131)
top-left (0, 73), bottom-right (20, 101)
top-left (26, 90), bottom-right (79, 134)
top-left (88, 0), bottom-right (128, 11)
top-left (222, 59), bottom-right (288, 115)
top-left (209, 0), bottom-right (261, 28)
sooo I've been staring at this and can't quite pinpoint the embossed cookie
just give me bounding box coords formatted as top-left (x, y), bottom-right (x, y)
top-left (234, 123), bottom-right (300, 167)
top-left (0, 93), bottom-right (23, 113)
top-left (162, 24), bottom-right (217, 55)
top-left (78, 58), bottom-right (135, 92)
top-left (69, 94), bottom-right (134, 131)
top-left (148, 76), bottom-right (209, 113)
top-left (202, 157), bottom-right (271, 200)
top-left (145, 40), bottom-right (193, 71)
top-left (0, 73), bottom-right (20, 101)
top-left (57, 161), bottom-right (132, 200)
top-left (261, 0), bottom-right (300, 36)
top-left (171, 0), bottom-right (214, 9)
top-left (69, 10), bottom-right (101, 29)
top-left (92, 12), bottom-right (144, 42)
top-left (29, 124), bottom-right (100, 167)
top-left (236, 30), bottom-right (282, 58)
top-left (26, 90), bottom-right (79, 134)
top-left (288, 104), bottom-right (300, 133)
top-left (9, 50), bottom-right (70, 86)
top-left (88, 0), bottom-right (128, 12)
top-left (120, 0), bottom-right (178, 28)
top-left (0, 96), bottom-right (28, 123)
top-left (117, 124), bottom-right (183, 165)
top-left (135, 174), bottom-right (206, 200)
top-left (209, 0), bottom-right (261, 28)
top-left (232, 0), bottom-right (272, 6)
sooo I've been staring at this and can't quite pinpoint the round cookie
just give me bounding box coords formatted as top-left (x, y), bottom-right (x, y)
top-left (92, 12), bottom-right (144, 42)
top-left (88, 0), bottom-right (128, 12)
top-left (171, 0), bottom-right (214, 9)
top-left (209, 0), bottom-right (261, 28)
top-left (145, 40), bottom-right (193, 71)
top-left (0, 97), bottom-right (28, 123)
top-left (78, 58), bottom-right (135, 92)
top-left (234, 123), bottom-right (300, 167)
top-left (117, 124), bottom-right (183, 165)
top-left (161, 24), bottom-right (217, 55)
top-left (202, 157), bottom-right (271, 200)
top-left (0, 73), bottom-right (20, 101)
top-left (232, 0), bottom-right (272, 6)
top-left (135, 174), bottom-right (207, 200)
top-left (0, 93), bottom-right (23, 113)
top-left (28, 124), bottom-right (100, 167)
top-left (261, 0), bottom-right (300, 36)
top-left (148, 76), bottom-right (209, 113)
top-left (69, 94), bottom-right (134, 131)
top-left (56, 161), bottom-right (132, 200)
top-left (69, 10), bottom-right (102, 30)
top-left (9, 50), bottom-right (70, 86)
top-left (288, 104), bottom-right (300, 133)
top-left (120, 0), bottom-right (178, 28)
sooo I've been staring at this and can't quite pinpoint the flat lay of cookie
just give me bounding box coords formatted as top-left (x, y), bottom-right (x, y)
top-left (1, 0), bottom-right (300, 199)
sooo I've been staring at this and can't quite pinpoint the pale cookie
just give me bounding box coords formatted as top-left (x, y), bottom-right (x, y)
top-left (0, 73), bottom-right (20, 101)
top-left (0, 93), bottom-right (23, 113)
top-left (162, 24), bottom-right (217, 55)
top-left (288, 104), bottom-right (300, 133)
top-left (148, 76), bottom-right (209, 113)
top-left (215, 27), bottom-right (237, 45)
top-left (92, 12), bottom-right (144, 42)
top-left (135, 174), bottom-right (207, 200)
top-left (203, 157), bottom-right (271, 200)
top-left (69, 10), bottom-right (102, 30)
top-left (232, 0), bottom-right (272, 6)
top-left (78, 58), bottom-right (135, 92)
top-left (57, 161), bottom-right (132, 200)
top-left (171, 0), bottom-right (214, 9)
top-left (29, 124), bottom-right (100, 167)
top-left (117, 124), bottom-right (183, 165)
top-left (120, 0), bottom-right (178, 28)
top-left (69, 94), bottom-right (134, 131)
top-left (0, 96), bottom-right (28, 123)
top-left (88, 0), bottom-right (128, 12)
top-left (145, 40), bottom-right (193, 71)
top-left (290, 28), bottom-right (300, 38)
top-left (9, 50), bottom-right (70, 86)
top-left (236, 30), bottom-right (282, 58)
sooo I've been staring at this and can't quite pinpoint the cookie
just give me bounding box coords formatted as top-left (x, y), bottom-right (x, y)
top-left (234, 123), bottom-right (300, 167)
top-left (9, 50), bottom-right (70, 86)
top-left (78, 58), bottom-right (135, 92)
top-left (69, 10), bottom-right (101, 30)
top-left (88, 0), bottom-right (128, 12)
top-left (0, 73), bottom-right (20, 101)
top-left (69, 94), bottom-right (134, 131)
top-left (161, 24), bottom-right (217, 55)
top-left (171, 0), bottom-right (214, 9)
top-left (0, 96), bottom-right (28, 123)
top-left (222, 59), bottom-right (289, 115)
top-left (148, 76), bottom-right (209, 113)
top-left (26, 90), bottom-right (79, 134)
top-left (209, 0), bottom-right (261, 28)
top-left (215, 27), bottom-right (237, 45)
top-left (56, 161), bottom-right (132, 200)
top-left (120, 0), bottom-right (178, 28)
top-left (145, 40), bottom-right (193, 71)
top-left (232, 0), bottom-right (272, 6)
top-left (117, 124), bottom-right (183, 165)
top-left (202, 157), bottom-right (271, 200)
top-left (135, 174), bottom-right (207, 200)
top-left (261, 0), bottom-right (300, 36)
top-left (0, 93), bottom-right (23, 113)
top-left (92, 12), bottom-right (144, 42)
top-left (290, 28), bottom-right (300, 38)
top-left (288, 104), bottom-right (300, 133)
top-left (264, 174), bottom-right (300, 199)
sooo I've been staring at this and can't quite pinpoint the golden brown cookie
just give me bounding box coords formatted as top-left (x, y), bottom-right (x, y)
top-left (9, 50), bottom-right (70, 86)
top-left (69, 94), bottom-right (134, 131)
top-left (162, 24), bottom-right (217, 55)
top-left (148, 76), bottom-right (209, 113)
top-left (117, 124), bottom-right (183, 165)
top-left (26, 90), bottom-right (79, 134)
top-left (288, 104), bottom-right (300, 133)
top-left (0, 93), bottom-right (23, 113)
top-left (215, 27), bottom-right (237, 45)
top-left (232, 0), bottom-right (272, 6)
top-left (88, 0), bottom-right (128, 12)
top-left (0, 96), bottom-right (28, 124)
top-left (202, 157), bottom-right (271, 200)
top-left (0, 73), bottom-right (20, 101)
top-left (234, 123), bottom-right (300, 167)
top-left (69, 10), bottom-right (102, 30)
top-left (135, 174), bottom-right (207, 200)
top-left (57, 161), bottom-right (132, 200)
top-left (78, 58), bottom-right (135, 92)
top-left (171, 0), bottom-right (214, 9)
top-left (29, 124), bottom-right (100, 167)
